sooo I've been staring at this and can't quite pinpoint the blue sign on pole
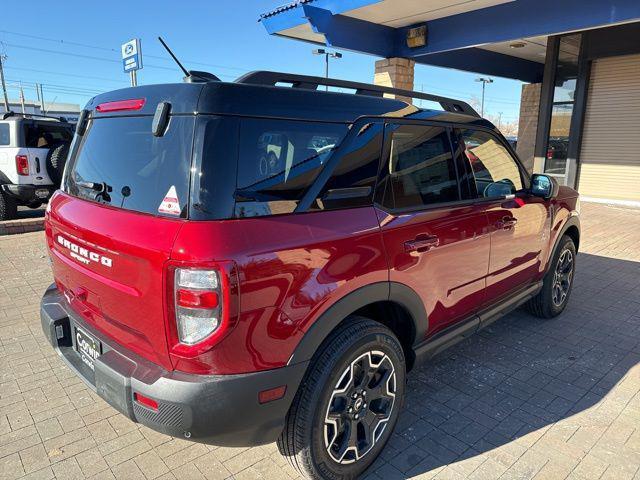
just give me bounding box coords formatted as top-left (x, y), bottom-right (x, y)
top-left (121, 39), bottom-right (143, 73)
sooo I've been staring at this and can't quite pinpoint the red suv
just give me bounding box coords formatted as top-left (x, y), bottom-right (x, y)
top-left (40, 72), bottom-right (579, 479)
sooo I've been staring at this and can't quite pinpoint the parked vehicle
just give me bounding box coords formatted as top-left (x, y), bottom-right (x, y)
top-left (0, 112), bottom-right (74, 220)
top-left (40, 72), bottom-right (579, 480)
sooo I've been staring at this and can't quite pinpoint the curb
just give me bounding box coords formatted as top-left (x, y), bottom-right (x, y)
top-left (0, 218), bottom-right (45, 236)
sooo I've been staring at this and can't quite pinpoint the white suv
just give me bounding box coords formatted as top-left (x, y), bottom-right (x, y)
top-left (0, 112), bottom-right (74, 220)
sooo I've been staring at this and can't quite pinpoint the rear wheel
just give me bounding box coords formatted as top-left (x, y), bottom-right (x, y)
top-left (278, 317), bottom-right (405, 480)
top-left (526, 235), bottom-right (576, 318)
top-left (0, 191), bottom-right (17, 221)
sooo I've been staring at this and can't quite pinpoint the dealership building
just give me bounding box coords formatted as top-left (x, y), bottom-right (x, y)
top-left (261, 0), bottom-right (640, 206)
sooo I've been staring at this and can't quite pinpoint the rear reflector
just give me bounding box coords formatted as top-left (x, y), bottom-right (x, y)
top-left (96, 98), bottom-right (146, 113)
top-left (134, 392), bottom-right (158, 411)
top-left (259, 386), bottom-right (287, 404)
top-left (15, 155), bottom-right (29, 176)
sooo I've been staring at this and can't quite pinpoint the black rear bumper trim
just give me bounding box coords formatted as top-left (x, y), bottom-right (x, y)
top-left (40, 283), bottom-right (307, 446)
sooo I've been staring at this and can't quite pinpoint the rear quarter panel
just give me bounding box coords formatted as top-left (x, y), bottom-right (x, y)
top-left (170, 207), bottom-right (388, 374)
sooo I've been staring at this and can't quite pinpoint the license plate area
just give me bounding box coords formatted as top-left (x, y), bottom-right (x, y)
top-left (35, 189), bottom-right (50, 199)
top-left (74, 326), bottom-right (102, 371)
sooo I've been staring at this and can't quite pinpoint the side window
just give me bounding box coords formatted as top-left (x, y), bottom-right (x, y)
top-left (311, 122), bottom-right (383, 211)
top-left (458, 129), bottom-right (524, 198)
top-left (0, 124), bottom-right (9, 146)
top-left (378, 124), bottom-right (459, 210)
top-left (235, 118), bottom-right (348, 218)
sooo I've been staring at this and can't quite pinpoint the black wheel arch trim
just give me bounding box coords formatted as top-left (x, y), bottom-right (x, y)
top-left (288, 281), bottom-right (428, 366)
top-left (546, 214), bottom-right (580, 273)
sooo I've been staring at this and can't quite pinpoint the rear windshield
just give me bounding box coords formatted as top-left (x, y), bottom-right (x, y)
top-left (24, 121), bottom-right (73, 148)
top-left (65, 116), bottom-right (194, 218)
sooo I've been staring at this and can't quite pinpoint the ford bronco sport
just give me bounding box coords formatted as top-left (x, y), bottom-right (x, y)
top-left (40, 71), bottom-right (579, 479)
top-left (0, 112), bottom-right (73, 220)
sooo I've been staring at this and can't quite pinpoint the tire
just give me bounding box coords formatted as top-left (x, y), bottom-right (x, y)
top-left (46, 143), bottom-right (70, 186)
top-left (278, 317), bottom-right (406, 480)
top-left (526, 235), bottom-right (577, 318)
top-left (0, 191), bottom-right (18, 221)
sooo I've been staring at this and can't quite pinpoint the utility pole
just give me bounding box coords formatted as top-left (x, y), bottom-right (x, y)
top-left (498, 112), bottom-right (503, 130)
top-left (0, 54), bottom-right (9, 112)
top-left (475, 77), bottom-right (493, 117)
top-left (39, 84), bottom-right (45, 113)
top-left (312, 49), bottom-right (342, 91)
top-left (19, 81), bottom-right (25, 113)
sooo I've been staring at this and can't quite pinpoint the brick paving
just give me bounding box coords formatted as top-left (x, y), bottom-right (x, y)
top-left (1, 202), bottom-right (639, 480)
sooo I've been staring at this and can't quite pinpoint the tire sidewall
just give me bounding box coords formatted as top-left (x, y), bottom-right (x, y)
top-left (307, 329), bottom-right (405, 479)
top-left (544, 237), bottom-right (577, 315)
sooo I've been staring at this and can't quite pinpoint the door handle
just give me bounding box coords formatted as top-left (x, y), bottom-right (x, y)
top-left (496, 216), bottom-right (517, 230)
top-left (404, 235), bottom-right (439, 253)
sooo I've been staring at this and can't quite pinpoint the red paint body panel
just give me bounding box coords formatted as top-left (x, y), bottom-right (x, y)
top-left (45, 191), bottom-right (184, 371)
top-left (376, 204), bottom-right (491, 339)
top-left (170, 207), bottom-right (388, 374)
top-left (483, 194), bottom-right (551, 305)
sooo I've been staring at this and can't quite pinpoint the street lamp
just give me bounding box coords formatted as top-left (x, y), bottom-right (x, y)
top-left (475, 77), bottom-right (493, 117)
top-left (313, 48), bottom-right (342, 91)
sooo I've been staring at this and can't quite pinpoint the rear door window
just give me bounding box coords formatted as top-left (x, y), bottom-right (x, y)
top-left (234, 118), bottom-right (348, 217)
top-left (65, 115), bottom-right (194, 217)
top-left (0, 124), bottom-right (9, 145)
top-left (377, 124), bottom-right (460, 210)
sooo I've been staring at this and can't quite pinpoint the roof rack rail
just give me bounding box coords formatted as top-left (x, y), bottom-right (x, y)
top-left (1, 111), bottom-right (68, 122)
top-left (235, 71), bottom-right (480, 117)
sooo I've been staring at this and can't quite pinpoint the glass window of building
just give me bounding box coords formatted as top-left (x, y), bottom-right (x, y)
top-left (544, 35), bottom-right (581, 176)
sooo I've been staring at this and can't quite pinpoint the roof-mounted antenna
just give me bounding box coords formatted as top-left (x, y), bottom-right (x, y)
top-left (157, 36), bottom-right (220, 83)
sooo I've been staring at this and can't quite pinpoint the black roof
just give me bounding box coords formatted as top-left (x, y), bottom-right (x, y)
top-left (86, 71), bottom-right (492, 128)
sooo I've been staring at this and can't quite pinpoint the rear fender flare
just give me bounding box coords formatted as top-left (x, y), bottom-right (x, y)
top-left (287, 281), bottom-right (427, 366)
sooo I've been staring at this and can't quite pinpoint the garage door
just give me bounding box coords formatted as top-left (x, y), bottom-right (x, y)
top-left (578, 53), bottom-right (640, 202)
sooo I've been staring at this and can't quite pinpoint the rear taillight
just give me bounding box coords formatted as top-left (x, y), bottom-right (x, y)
top-left (171, 267), bottom-right (227, 350)
top-left (15, 155), bottom-right (29, 176)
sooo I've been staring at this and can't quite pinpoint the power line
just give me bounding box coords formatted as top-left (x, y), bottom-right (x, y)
top-left (4, 65), bottom-right (129, 84)
top-left (0, 30), bottom-right (250, 73)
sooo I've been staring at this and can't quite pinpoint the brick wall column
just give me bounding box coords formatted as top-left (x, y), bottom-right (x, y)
top-left (516, 83), bottom-right (542, 174)
top-left (374, 58), bottom-right (415, 103)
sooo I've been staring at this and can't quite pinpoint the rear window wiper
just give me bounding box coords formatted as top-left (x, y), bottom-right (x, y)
top-left (75, 180), bottom-right (113, 203)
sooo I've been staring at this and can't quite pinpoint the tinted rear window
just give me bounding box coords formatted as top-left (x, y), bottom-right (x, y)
top-left (65, 116), bottom-right (194, 217)
top-left (234, 118), bottom-right (348, 217)
top-left (24, 122), bottom-right (73, 148)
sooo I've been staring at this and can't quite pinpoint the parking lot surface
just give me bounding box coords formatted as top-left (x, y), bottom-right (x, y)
top-left (1, 202), bottom-right (639, 480)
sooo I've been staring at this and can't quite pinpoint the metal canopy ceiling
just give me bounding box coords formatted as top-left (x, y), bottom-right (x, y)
top-left (260, 0), bottom-right (640, 82)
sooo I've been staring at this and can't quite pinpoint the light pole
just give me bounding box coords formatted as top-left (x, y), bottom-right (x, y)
top-left (312, 49), bottom-right (342, 91)
top-left (475, 77), bottom-right (493, 117)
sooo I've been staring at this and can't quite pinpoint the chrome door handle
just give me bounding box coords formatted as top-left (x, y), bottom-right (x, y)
top-left (404, 235), bottom-right (439, 253)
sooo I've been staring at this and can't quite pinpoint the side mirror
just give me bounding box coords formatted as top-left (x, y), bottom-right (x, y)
top-left (531, 174), bottom-right (558, 200)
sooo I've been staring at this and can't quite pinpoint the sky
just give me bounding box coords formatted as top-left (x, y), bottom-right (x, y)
top-left (1, 0), bottom-right (523, 124)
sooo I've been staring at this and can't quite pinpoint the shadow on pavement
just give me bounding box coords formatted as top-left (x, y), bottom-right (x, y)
top-left (369, 252), bottom-right (640, 478)
top-left (16, 205), bottom-right (46, 219)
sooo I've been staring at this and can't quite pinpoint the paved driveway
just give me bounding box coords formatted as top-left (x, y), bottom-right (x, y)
top-left (1, 202), bottom-right (639, 480)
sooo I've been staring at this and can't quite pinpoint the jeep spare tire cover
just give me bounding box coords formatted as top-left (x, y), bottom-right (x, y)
top-left (46, 143), bottom-right (70, 186)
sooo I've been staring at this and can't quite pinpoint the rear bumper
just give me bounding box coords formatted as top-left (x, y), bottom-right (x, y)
top-left (2, 184), bottom-right (56, 203)
top-left (40, 284), bottom-right (307, 446)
